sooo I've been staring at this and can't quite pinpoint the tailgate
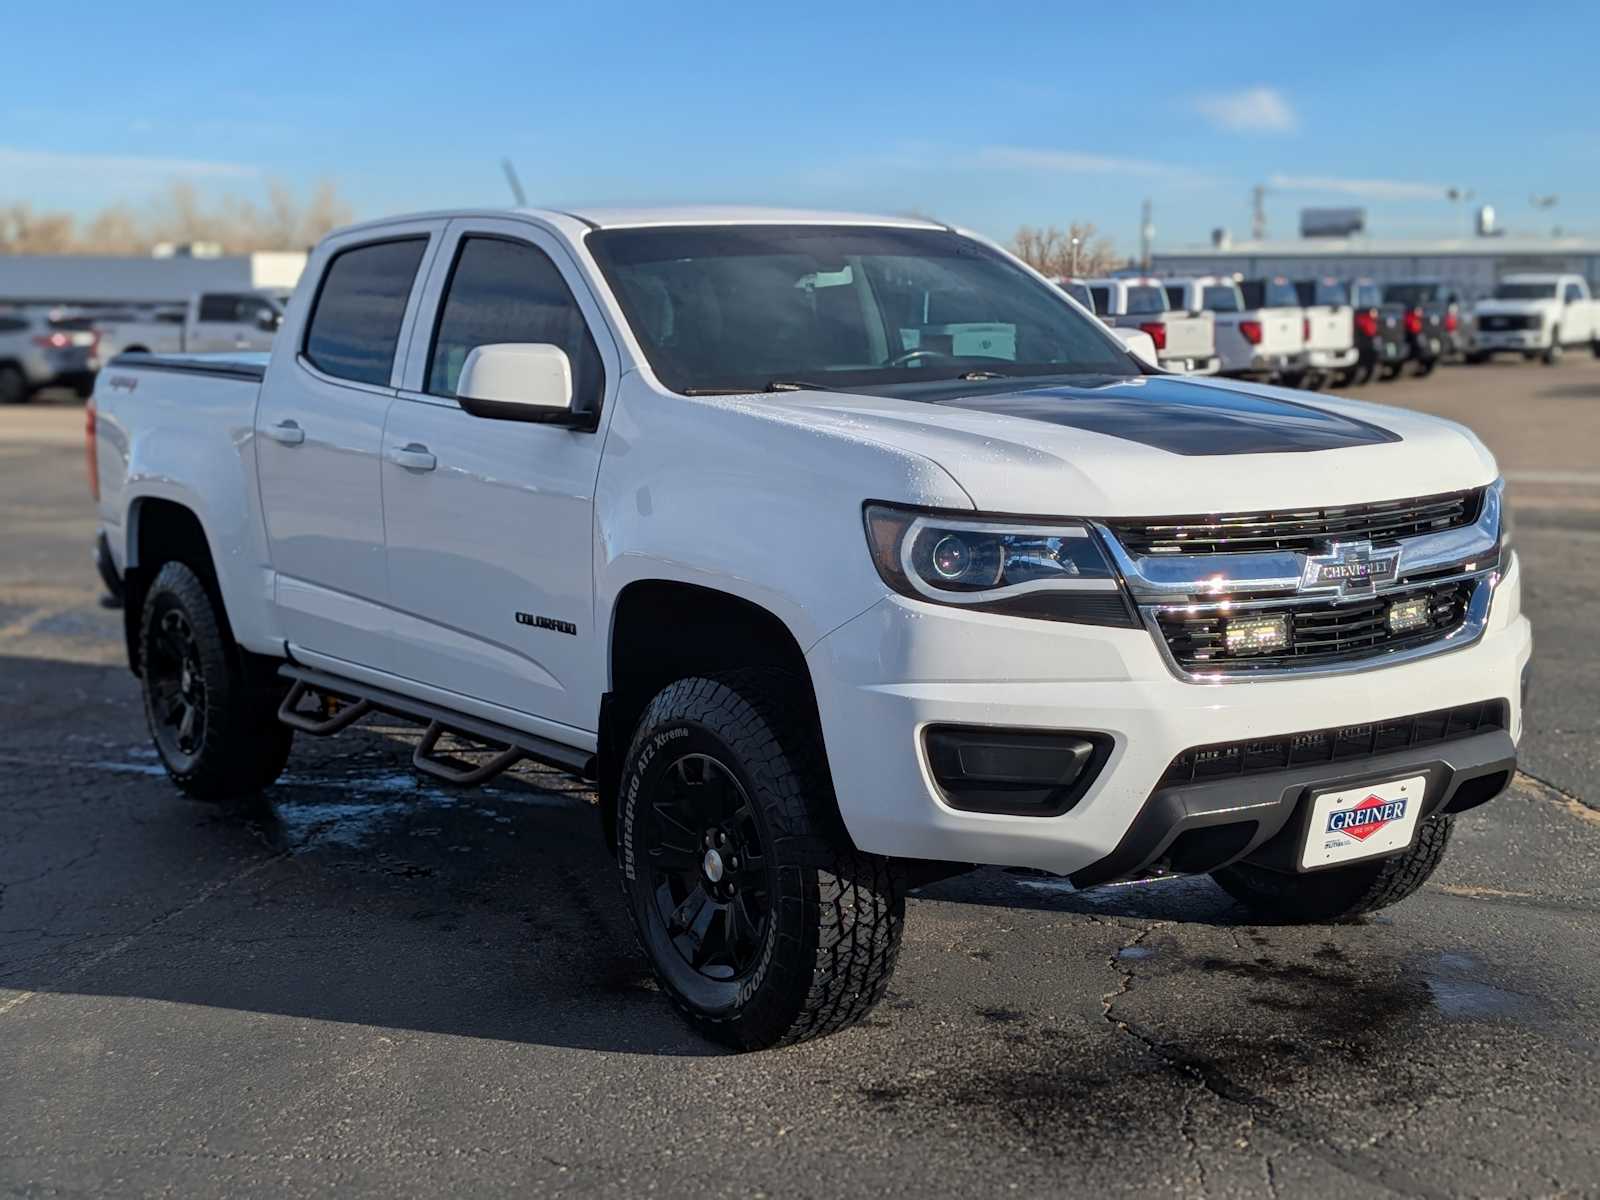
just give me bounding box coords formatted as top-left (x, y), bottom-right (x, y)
top-left (1306, 307), bottom-right (1353, 351)
top-left (1258, 309), bottom-right (1304, 354)
top-left (1159, 314), bottom-right (1213, 359)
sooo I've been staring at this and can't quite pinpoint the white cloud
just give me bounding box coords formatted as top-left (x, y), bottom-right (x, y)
top-left (0, 146), bottom-right (258, 179)
top-left (978, 145), bottom-right (1199, 179)
top-left (1269, 173), bottom-right (1446, 201)
top-left (1193, 87), bottom-right (1298, 134)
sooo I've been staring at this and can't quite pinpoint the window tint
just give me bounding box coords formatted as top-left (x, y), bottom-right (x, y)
top-left (1164, 285), bottom-right (1185, 310)
top-left (1564, 283), bottom-right (1583, 303)
top-left (304, 238), bottom-right (428, 386)
top-left (428, 236), bottom-right (604, 409)
top-left (1088, 286), bottom-right (1110, 314)
top-left (1351, 282), bottom-right (1380, 307)
top-left (1384, 282), bottom-right (1441, 305)
top-left (1125, 286), bottom-right (1166, 315)
top-left (1201, 285), bottom-right (1242, 312)
top-left (197, 294), bottom-right (242, 322)
top-left (1061, 281), bottom-right (1094, 310)
top-left (0, 316), bottom-right (27, 333)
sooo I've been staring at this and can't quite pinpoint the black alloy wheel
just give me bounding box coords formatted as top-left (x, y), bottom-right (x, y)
top-left (146, 606), bottom-right (208, 771)
top-left (641, 752), bottom-right (773, 988)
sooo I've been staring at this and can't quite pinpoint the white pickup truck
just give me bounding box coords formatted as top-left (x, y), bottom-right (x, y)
top-left (1165, 276), bottom-right (1306, 384)
top-left (1468, 274), bottom-right (1600, 365)
top-left (1082, 276), bottom-right (1219, 375)
top-left (90, 206), bottom-right (1530, 1050)
top-left (92, 289), bottom-right (291, 359)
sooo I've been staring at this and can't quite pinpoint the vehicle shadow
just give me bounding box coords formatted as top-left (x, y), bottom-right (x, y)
top-left (0, 656), bottom-right (722, 1057)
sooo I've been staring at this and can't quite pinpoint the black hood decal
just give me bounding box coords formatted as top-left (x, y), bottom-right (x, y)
top-left (925, 376), bottom-right (1400, 455)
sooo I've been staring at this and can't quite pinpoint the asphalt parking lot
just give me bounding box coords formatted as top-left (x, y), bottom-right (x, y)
top-left (3, 362), bottom-right (1599, 1198)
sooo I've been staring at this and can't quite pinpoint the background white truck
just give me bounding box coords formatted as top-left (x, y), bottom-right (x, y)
top-left (89, 289), bottom-right (291, 359)
top-left (1468, 274), bottom-right (1600, 365)
top-left (1165, 275), bottom-right (1307, 383)
top-left (1081, 276), bottom-right (1218, 374)
top-left (90, 206), bottom-right (1529, 1050)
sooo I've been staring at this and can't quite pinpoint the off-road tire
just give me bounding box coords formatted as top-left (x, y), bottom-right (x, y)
top-left (139, 561), bottom-right (292, 801)
top-left (1211, 813), bottom-right (1453, 922)
top-left (1544, 331), bottom-right (1564, 366)
top-left (0, 365), bottom-right (28, 404)
top-left (616, 670), bottom-right (904, 1050)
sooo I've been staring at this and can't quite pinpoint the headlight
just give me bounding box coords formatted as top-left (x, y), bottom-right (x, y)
top-left (1492, 476), bottom-right (1514, 557)
top-left (862, 504), bottom-right (1136, 626)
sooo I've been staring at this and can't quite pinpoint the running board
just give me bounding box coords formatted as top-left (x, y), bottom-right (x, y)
top-left (277, 665), bottom-right (594, 785)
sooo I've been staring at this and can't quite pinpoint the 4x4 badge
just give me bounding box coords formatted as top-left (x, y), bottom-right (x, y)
top-left (1299, 540), bottom-right (1400, 600)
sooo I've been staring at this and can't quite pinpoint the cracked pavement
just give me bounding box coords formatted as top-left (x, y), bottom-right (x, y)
top-left (4, 363), bottom-right (1600, 1198)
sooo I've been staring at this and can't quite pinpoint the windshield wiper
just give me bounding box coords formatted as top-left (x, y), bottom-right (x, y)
top-left (763, 379), bottom-right (855, 393)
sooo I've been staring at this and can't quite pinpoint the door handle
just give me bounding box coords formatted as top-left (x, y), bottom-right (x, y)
top-left (388, 443), bottom-right (437, 472)
top-left (265, 419), bottom-right (305, 446)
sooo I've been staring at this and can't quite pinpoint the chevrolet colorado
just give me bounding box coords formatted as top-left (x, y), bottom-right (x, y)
top-left (90, 207), bottom-right (1531, 1049)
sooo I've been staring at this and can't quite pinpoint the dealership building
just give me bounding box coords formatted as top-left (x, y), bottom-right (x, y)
top-left (1150, 235), bottom-right (1600, 301)
top-left (0, 249), bottom-right (307, 311)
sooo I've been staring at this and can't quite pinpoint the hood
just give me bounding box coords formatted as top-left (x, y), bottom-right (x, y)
top-left (723, 374), bottom-right (1497, 517)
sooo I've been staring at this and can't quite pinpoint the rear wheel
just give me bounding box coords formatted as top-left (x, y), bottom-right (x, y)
top-left (0, 365), bottom-right (27, 404)
top-left (1380, 361), bottom-right (1404, 380)
top-left (617, 671), bottom-right (904, 1049)
top-left (1465, 351), bottom-right (1489, 365)
top-left (1211, 814), bottom-right (1453, 922)
top-left (1413, 356), bottom-right (1438, 377)
top-left (139, 561), bottom-right (292, 801)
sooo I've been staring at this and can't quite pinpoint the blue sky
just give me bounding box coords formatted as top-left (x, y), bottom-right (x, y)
top-left (3, 1), bottom-right (1594, 252)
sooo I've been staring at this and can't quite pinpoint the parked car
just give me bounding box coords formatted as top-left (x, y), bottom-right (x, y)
top-left (91, 206), bottom-right (1528, 1050)
top-left (1343, 279), bottom-right (1407, 385)
top-left (92, 290), bottom-right (290, 358)
top-left (1081, 276), bottom-right (1218, 375)
top-left (1467, 274), bottom-right (1600, 366)
top-left (1380, 281), bottom-right (1463, 376)
top-left (1292, 278), bottom-right (1358, 388)
top-left (0, 310), bottom-right (100, 402)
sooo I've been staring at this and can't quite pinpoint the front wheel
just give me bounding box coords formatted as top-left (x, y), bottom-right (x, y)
top-left (1211, 814), bottom-right (1453, 922)
top-left (617, 671), bottom-right (904, 1050)
top-left (1544, 332), bottom-right (1564, 366)
top-left (1465, 351), bottom-right (1490, 365)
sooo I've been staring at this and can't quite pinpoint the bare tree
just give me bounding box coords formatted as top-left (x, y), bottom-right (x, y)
top-left (1011, 222), bottom-right (1118, 278)
top-left (0, 180), bottom-right (355, 255)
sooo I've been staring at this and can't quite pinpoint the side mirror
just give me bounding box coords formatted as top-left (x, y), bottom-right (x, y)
top-left (1111, 327), bottom-right (1160, 367)
top-left (456, 343), bottom-right (586, 426)
top-left (256, 310), bottom-right (282, 333)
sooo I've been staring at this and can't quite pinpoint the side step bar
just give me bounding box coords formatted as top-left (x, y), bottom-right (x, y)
top-left (277, 665), bottom-right (594, 786)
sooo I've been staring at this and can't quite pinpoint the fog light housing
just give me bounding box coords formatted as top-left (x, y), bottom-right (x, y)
top-left (1223, 613), bottom-right (1290, 656)
top-left (1386, 596), bottom-right (1431, 634)
top-left (924, 726), bottom-right (1113, 817)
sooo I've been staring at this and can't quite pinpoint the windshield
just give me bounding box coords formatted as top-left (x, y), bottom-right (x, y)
top-left (1241, 278), bottom-right (1298, 308)
top-left (1125, 285), bottom-right (1167, 315)
top-left (1383, 282), bottom-right (1441, 305)
top-left (1294, 280), bottom-right (1348, 306)
top-left (587, 225), bottom-right (1134, 393)
top-left (1493, 282), bottom-right (1557, 300)
top-left (1200, 285), bottom-right (1242, 313)
top-left (1060, 281), bottom-right (1094, 310)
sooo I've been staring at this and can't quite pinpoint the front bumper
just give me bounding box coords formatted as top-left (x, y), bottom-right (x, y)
top-left (1473, 330), bottom-right (1546, 351)
top-left (807, 556), bottom-right (1530, 877)
top-left (1162, 354), bottom-right (1221, 376)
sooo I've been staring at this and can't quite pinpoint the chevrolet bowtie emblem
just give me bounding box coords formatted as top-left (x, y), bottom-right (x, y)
top-left (1299, 540), bottom-right (1400, 599)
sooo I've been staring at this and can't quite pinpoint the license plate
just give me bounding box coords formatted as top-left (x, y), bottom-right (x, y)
top-left (1301, 775), bottom-right (1425, 870)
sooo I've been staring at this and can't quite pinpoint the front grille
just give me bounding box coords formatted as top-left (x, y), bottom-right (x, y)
top-left (1154, 579), bottom-right (1475, 673)
top-left (1477, 314), bottom-right (1538, 332)
top-left (1109, 489), bottom-right (1482, 557)
top-left (1158, 698), bottom-right (1508, 787)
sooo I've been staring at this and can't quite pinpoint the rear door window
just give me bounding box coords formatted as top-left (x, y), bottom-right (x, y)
top-left (303, 238), bottom-right (429, 386)
top-left (427, 235), bottom-right (605, 413)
